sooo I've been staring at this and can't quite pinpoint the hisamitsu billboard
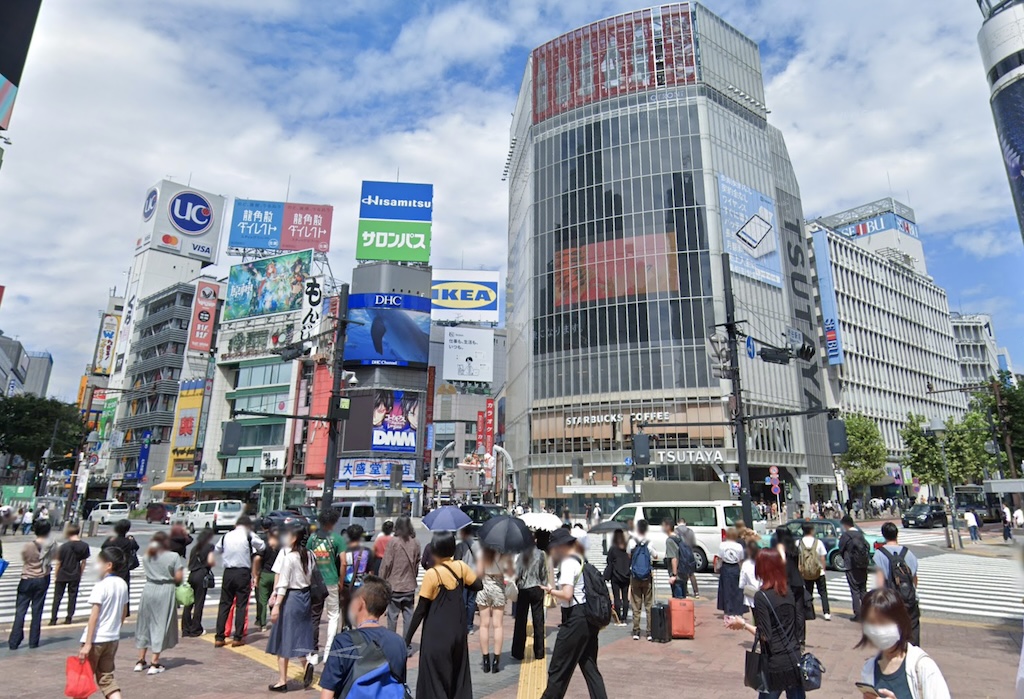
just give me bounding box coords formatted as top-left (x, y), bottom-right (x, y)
top-left (359, 181), bottom-right (433, 222)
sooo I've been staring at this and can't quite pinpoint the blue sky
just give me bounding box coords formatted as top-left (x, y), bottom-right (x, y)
top-left (0, 0), bottom-right (1020, 398)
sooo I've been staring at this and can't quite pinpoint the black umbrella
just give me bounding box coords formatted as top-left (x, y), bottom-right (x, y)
top-left (476, 515), bottom-right (534, 553)
top-left (587, 519), bottom-right (625, 535)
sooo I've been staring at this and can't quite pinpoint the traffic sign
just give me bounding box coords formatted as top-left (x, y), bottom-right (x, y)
top-left (771, 485), bottom-right (781, 495)
top-left (87, 454), bottom-right (99, 467)
top-left (624, 456), bottom-right (633, 466)
top-left (764, 477), bottom-right (772, 485)
top-left (770, 477), bottom-right (779, 486)
top-left (745, 336), bottom-right (756, 359)
top-left (769, 465), bottom-right (779, 476)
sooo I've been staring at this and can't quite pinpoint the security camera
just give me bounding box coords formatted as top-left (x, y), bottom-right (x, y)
top-left (347, 375), bottom-right (359, 386)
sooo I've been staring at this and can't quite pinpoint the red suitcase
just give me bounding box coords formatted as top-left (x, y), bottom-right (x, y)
top-left (669, 598), bottom-right (695, 639)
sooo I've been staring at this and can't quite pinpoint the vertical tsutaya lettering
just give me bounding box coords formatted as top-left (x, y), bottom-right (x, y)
top-left (785, 237), bottom-right (821, 406)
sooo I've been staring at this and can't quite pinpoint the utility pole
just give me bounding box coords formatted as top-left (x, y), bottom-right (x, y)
top-left (721, 255), bottom-right (754, 526)
top-left (38, 419), bottom-right (61, 497)
top-left (321, 283), bottom-right (350, 516)
top-left (991, 380), bottom-right (1018, 479)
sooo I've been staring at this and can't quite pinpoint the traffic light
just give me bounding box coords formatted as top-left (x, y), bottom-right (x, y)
top-left (632, 433), bottom-right (651, 465)
top-left (707, 332), bottom-right (732, 378)
top-left (278, 344), bottom-right (310, 362)
top-left (827, 419), bottom-right (848, 455)
top-left (220, 421), bottom-right (242, 456)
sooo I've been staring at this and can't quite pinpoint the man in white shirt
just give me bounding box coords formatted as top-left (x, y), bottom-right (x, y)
top-left (798, 523), bottom-right (830, 621)
top-left (214, 515), bottom-right (265, 647)
top-left (540, 527), bottom-right (607, 699)
top-left (590, 503), bottom-right (601, 528)
top-left (1014, 506), bottom-right (1024, 529)
top-left (965, 510), bottom-right (981, 543)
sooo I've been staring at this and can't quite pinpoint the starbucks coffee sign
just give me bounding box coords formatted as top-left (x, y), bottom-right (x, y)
top-left (565, 411), bottom-right (673, 427)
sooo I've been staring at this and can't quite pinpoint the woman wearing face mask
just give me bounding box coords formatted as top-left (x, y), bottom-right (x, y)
top-left (857, 588), bottom-right (950, 699)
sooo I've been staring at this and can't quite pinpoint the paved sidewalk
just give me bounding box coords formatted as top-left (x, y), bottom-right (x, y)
top-left (0, 595), bottom-right (1018, 698)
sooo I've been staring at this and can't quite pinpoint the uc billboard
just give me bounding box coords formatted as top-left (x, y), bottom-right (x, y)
top-left (136, 180), bottom-right (227, 266)
top-left (431, 269), bottom-right (500, 323)
top-left (357, 181), bottom-right (433, 263)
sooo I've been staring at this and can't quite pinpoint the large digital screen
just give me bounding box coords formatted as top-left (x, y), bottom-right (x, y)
top-left (431, 269), bottom-right (500, 323)
top-left (371, 390), bottom-right (420, 454)
top-left (718, 174), bottom-right (783, 289)
top-left (554, 232), bottom-right (680, 307)
top-left (531, 4), bottom-right (696, 123)
top-left (0, 0), bottom-right (41, 130)
top-left (991, 77), bottom-right (1024, 238)
top-left (223, 250), bottom-right (313, 322)
top-left (344, 293), bottom-right (431, 367)
top-left (442, 327), bottom-right (495, 383)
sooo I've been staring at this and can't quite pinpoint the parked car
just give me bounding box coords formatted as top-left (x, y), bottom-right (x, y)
top-left (598, 500), bottom-right (768, 573)
top-left (170, 503), bottom-right (195, 528)
top-left (902, 503), bottom-right (948, 529)
top-left (145, 502), bottom-right (175, 524)
top-left (460, 504), bottom-right (509, 535)
top-left (87, 501), bottom-right (131, 525)
top-left (761, 518), bottom-right (885, 572)
top-left (186, 500), bottom-right (245, 533)
top-left (331, 500), bottom-right (376, 539)
top-left (260, 509), bottom-right (315, 533)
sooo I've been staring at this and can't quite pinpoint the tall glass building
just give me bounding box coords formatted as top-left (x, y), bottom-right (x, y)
top-left (505, 4), bottom-right (833, 510)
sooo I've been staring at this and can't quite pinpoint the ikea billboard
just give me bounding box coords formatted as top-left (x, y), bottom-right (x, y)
top-left (431, 269), bottom-right (500, 323)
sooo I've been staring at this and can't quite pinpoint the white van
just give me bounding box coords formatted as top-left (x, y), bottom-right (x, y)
top-left (602, 500), bottom-right (766, 573)
top-left (332, 501), bottom-right (375, 540)
top-left (87, 501), bottom-right (131, 525)
top-left (187, 500), bottom-right (245, 533)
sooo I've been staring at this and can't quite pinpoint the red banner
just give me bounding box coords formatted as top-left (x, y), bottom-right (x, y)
top-left (484, 398), bottom-right (495, 457)
top-left (423, 366), bottom-right (436, 477)
top-left (476, 411), bottom-right (485, 453)
top-left (188, 281), bottom-right (219, 352)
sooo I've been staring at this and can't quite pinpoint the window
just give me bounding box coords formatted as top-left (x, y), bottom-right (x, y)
top-left (199, 503), bottom-right (214, 513)
top-left (612, 506), bottom-right (636, 524)
top-left (644, 506), bottom-right (675, 526)
top-left (225, 456), bottom-right (260, 476)
top-left (236, 363), bottom-right (292, 389)
top-left (337, 504), bottom-right (351, 517)
top-left (353, 505), bottom-right (374, 518)
top-left (234, 393), bottom-right (290, 414)
top-left (239, 423), bottom-right (286, 447)
top-left (678, 506), bottom-right (716, 528)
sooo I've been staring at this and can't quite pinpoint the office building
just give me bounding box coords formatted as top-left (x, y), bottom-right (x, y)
top-left (951, 312), bottom-right (1010, 384)
top-left (0, 332), bottom-right (49, 398)
top-left (807, 215), bottom-right (966, 478)
top-left (977, 0), bottom-right (1024, 244)
top-left (505, 4), bottom-right (833, 510)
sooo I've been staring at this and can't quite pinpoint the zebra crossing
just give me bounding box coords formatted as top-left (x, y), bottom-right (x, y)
top-left (583, 541), bottom-right (1024, 622)
top-left (859, 526), bottom-right (948, 546)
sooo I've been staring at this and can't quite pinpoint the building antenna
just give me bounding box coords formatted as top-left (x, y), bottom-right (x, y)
top-left (285, 174), bottom-right (292, 202)
top-left (905, 189), bottom-right (912, 207)
top-left (396, 167), bottom-right (400, 182)
top-left (886, 171), bottom-right (893, 199)
top-left (187, 172), bottom-right (193, 186)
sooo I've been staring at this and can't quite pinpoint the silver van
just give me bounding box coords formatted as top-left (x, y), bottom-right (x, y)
top-left (332, 501), bottom-right (375, 540)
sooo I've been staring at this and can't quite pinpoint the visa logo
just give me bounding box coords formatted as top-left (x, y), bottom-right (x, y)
top-left (191, 243), bottom-right (212, 256)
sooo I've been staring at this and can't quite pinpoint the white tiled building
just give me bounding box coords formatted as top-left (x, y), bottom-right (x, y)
top-left (950, 312), bottom-right (1005, 385)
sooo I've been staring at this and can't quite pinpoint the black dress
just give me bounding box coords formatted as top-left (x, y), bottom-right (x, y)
top-left (417, 563), bottom-right (472, 699)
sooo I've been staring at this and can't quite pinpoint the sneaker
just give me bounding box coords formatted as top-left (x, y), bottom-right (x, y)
top-left (133, 662), bottom-right (148, 673)
top-left (632, 634), bottom-right (640, 640)
top-left (823, 614), bottom-right (831, 621)
top-left (147, 664), bottom-right (165, 675)
top-left (307, 652), bottom-right (319, 666)
top-left (647, 635), bottom-right (653, 642)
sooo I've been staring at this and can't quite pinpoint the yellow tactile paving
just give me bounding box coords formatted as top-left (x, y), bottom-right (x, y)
top-left (517, 620), bottom-right (548, 699)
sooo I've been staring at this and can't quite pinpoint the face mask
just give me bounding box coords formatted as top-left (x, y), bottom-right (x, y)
top-left (863, 622), bottom-right (901, 651)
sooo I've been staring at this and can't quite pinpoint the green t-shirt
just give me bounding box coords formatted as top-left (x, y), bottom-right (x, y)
top-left (308, 531), bottom-right (345, 586)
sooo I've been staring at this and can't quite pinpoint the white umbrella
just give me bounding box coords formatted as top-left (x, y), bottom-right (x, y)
top-left (518, 511), bottom-right (563, 532)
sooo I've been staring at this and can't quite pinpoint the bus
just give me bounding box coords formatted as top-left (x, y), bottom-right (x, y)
top-left (954, 484), bottom-right (1000, 522)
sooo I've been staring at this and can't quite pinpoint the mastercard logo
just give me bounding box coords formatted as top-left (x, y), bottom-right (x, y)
top-left (161, 234), bottom-right (179, 246)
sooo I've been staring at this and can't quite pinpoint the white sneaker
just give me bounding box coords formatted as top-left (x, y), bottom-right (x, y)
top-left (133, 662), bottom-right (147, 673)
top-left (147, 664), bottom-right (165, 675)
top-left (632, 634), bottom-right (640, 640)
top-left (823, 614), bottom-right (831, 621)
top-left (647, 635), bottom-right (653, 642)
top-left (307, 652), bottom-right (320, 666)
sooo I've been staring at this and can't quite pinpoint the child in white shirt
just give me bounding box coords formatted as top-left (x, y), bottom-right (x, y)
top-left (80, 547), bottom-right (129, 699)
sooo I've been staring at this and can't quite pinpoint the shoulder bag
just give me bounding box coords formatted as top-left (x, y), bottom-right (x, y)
top-left (744, 627), bottom-right (769, 692)
top-left (762, 592), bottom-right (825, 692)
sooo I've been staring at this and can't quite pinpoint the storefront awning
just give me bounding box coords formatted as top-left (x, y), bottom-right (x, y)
top-left (333, 481), bottom-right (421, 490)
top-left (151, 480), bottom-right (194, 492)
top-left (184, 479), bottom-right (262, 493)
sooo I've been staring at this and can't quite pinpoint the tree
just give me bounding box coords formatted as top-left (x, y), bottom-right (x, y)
top-left (971, 372), bottom-right (1023, 479)
top-left (943, 410), bottom-right (995, 484)
top-left (900, 413), bottom-right (944, 486)
top-left (837, 413), bottom-right (887, 501)
top-left (0, 394), bottom-right (86, 470)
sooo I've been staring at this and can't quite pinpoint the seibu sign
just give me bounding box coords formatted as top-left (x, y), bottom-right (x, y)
top-left (565, 412), bottom-right (673, 427)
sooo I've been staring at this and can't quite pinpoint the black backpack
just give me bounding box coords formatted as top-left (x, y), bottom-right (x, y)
top-left (847, 531), bottom-right (871, 570)
top-left (880, 547), bottom-right (917, 608)
top-left (571, 554), bottom-right (612, 629)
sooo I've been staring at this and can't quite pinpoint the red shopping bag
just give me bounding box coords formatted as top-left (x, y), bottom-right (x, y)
top-left (65, 656), bottom-right (98, 699)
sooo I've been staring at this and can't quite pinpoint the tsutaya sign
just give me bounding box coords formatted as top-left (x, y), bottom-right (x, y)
top-left (565, 411), bottom-right (673, 427)
top-left (655, 449), bottom-right (725, 464)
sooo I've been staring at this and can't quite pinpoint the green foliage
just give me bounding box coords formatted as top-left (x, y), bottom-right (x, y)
top-left (970, 372), bottom-right (1024, 478)
top-left (0, 395), bottom-right (86, 466)
top-left (838, 413), bottom-right (887, 496)
top-left (942, 410), bottom-right (995, 484)
top-left (900, 413), bottom-right (944, 486)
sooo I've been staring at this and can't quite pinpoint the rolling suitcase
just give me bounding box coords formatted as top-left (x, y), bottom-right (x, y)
top-left (650, 602), bottom-right (672, 643)
top-left (669, 598), bottom-right (695, 639)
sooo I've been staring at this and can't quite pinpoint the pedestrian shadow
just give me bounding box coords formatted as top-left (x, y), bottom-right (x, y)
top-left (158, 657), bottom-right (203, 670)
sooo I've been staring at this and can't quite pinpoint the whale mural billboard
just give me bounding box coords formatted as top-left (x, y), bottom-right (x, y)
top-left (343, 293), bottom-right (431, 367)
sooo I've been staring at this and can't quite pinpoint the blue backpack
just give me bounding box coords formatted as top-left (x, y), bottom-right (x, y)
top-left (630, 541), bottom-right (652, 580)
top-left (341, 630), bottom-right (411, 699)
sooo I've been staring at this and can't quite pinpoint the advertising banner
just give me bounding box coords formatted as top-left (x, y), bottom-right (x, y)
top-left (98, 397), bottom-right (118, 441)
top-left (115, 274), bottom-right (140, 367)
top-left (344, 293), bottom-right (431, 367)
top-left (223, 250), bottom-right (313, 322)
top-left (718, 174), bottom-right (783, 289)
top-left (371, 389), bottom-right (420, 454)
top-left (431, 269), bottom-right (500, 323)
top-left (135, 430), bottom-right (153, 481)
top-left (299, 275), bottom-right (325, 349)
top-left (338, 458), bottom-right (415, 482)
top-left (554, 232), bottom-right (679, 307)
top-left (442, 327), bottom-right (494, 383)
top-left (484, 398), bottom-right (495, 457)
top-left (0, 0), bottom-right (41, 130)
top-left (92, 313), bottom-right (120, 376)
top-left (811, 228), bottom-right (845, 365)
top-left (991, 77), bottom-right (1024, 237)
top-left (834, 212), bottom-right (919, 239)
top-left (228, 199), bottom-right (334, 252)
top-left (359, 181), bottom-right (434, 222)
top-left (188, 281), bottom-right (219, 352)
top-left (135, 180), bottom-right (227, 266)
top-left (531, 5), bottom-right (695, 123)
top-left (476, 411), bottom-right (485, 453)
top-left (356, 219), bottom-right (431, 263)
top-left (423, 366), bottom-right (436, 472)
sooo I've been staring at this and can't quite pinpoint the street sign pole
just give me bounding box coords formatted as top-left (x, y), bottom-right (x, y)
top-left (321, 283), bottom-right (350, 517)
top-left (722, 255), bottom-right (754, 526)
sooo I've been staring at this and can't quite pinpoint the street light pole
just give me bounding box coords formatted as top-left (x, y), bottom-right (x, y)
top-left (321, 283), bottom-right (350, 517)
top-left (927, 417), bottom-right (963, 550)
top-left (722, 255), bottom-right (754, 526)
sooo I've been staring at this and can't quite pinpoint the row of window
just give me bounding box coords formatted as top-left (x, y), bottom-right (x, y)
top-left (236, 363), bottom-right (292, 389)
top-left (233, 392), bottom-right (290, 415)
top-left (532, 346), bottom-right (711, 398)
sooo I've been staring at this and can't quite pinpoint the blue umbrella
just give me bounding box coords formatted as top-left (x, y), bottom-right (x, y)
top-left (422, 505), bottom-right (472, 532)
